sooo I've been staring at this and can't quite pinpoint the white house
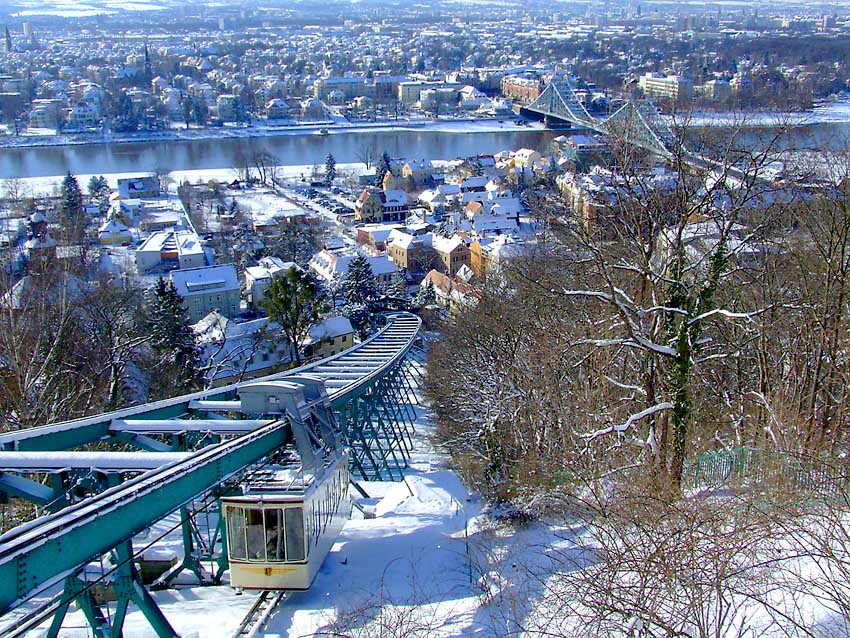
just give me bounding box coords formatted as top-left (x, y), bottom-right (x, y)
top-left (170, 264), bottom-right (240, 322)
top-left (308, 249), bottom-right (398, 284)
top-left (135, 229), bottom-right (206, 273)
top-left (244, 257), bottom-right (298, 307)
top-left (97, 219), bottom-right (132, 245)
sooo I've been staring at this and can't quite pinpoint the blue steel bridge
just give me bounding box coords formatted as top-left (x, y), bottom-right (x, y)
top-left (520, 75), bottom-right (679, 160)
top-left (0, 312), bottom-right (423, 638)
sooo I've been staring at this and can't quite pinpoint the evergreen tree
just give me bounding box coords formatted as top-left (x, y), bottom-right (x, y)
top-left (146, 276), bottom-right (201, 397)
top-left (87, 175), bottom-right (109, 200)
top-left (375, 151), bottom-right (392, 186)
top-left (324, 153), bottom-right (337, 186)
top-left (60, 171), bottom-right (86, 243)
top-left (87, 175), bottom-right (110, 215)
top-left (342, 302), bottom-right (371, 340)
top-left (414, 279), bottom-right (437, 308)
top-left (343, 254), bottom-right (378, 307)
top-left (343, 254), bottom-right (378, 338)
top-left (262, 268), bottom-right (328, 366)
top-left (386, 271), bottom-right (411, 310)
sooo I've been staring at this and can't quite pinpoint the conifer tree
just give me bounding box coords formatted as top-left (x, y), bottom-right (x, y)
top-left (386, 271), bottom-right (411, 310)
top-left (343, 254), bottom-right (378, 338)
top-left (375, 151), bottom-right (392, 186)
top-left (414, 279), bottom-right (437, 307)
top-left (147, 276), bottom-right (201, 397)
top-left (262, 267), bottom-right (328, 366)
top-left (343, 254), bottom-right (378, 306)
top-left (324, 153), bottom-right (337, 186)
top-left (60, 171), bottom-right (85, 243)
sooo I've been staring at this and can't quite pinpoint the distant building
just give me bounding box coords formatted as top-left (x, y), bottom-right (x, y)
top-left (117, 176), bottom-right (159, 199)
top-left (303, 316), bottom-right (355, 360)
top-left (431, 234), bottom-right (470, 276)
top-left (354, 183), bottom-right (409, 224)
top-left (702, 79), bottom-right (731, 101)
top-left (638, 73), bottom-right (693, 101)
top-left (170, 264), bottom-right (240, 322)
top-left (97, 219), bottom-right (132, 245)
top-left (216, 94), bottom-right (243, 122)
top-left (308, 249), bottom-right (397, 285)
top-left (500, 74), bottom-right (543, 104)
top-left (244, 257), bottom-right (298, 307)
top-left (194, 313), bottom-right (289, 386)
top-left (135, 229), bottom-right (206, 273)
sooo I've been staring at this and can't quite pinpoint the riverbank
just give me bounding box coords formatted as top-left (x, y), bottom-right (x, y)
top-left (0, 115), bottom-right (537, 150)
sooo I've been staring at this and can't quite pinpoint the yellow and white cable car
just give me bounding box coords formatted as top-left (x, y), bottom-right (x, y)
top-left (223, 378), bottom-right (353, 590)
top-left (222, 451), bottom-right (351, 590)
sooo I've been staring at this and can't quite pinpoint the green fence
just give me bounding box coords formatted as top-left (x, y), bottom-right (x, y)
top-left (684, 447), bottom-right (850, 499)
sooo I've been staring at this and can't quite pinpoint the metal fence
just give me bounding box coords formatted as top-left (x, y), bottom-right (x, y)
top-left (684, 447), bottom-right (850, 500)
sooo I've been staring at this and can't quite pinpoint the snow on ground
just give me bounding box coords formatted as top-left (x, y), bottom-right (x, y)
top-left (20, 353), bottom-right (850, 637)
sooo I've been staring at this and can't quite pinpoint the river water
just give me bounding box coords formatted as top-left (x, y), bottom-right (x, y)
top-left (0, 126), bottom-right (559, 179)
top-left (1, 118), bottom-right (849, 181)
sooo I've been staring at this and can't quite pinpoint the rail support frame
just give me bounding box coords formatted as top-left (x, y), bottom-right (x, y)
top-left (45, 543), bottom-right (181, 638)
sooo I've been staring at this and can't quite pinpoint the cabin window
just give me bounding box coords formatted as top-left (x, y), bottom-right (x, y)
top-left (285, 508), bottom-right (306, 561)
top-left (245, 508), bottom-right (266, 560)
top-left (265, 508), bottom-right (284, 560)
top-left (227, 506), bottom-right (247, 560)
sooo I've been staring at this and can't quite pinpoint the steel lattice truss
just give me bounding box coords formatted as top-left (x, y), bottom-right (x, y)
top-left (525, 77), bottom-right (678, 158)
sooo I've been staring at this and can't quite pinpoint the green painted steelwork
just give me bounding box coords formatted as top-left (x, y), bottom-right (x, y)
top-left (0, 419), bottom-right (289, 615)
top-left (0, 312), bottom-right (423, 637)
top-left (0, 387), bottom-right (238, 453)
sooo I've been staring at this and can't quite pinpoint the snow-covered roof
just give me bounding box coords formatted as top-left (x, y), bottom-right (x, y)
top-left (170, 264), bottom-right (239, 297)
top-left (98, 219), bottom-right (131, 235)
top-left (24, 233), bottom-right (57, 250)
top-left (431, 234), bottom-right (466, 254)
top-left (245, 257), bottom-right (298, 283)
top-left (137, 230), bottom-right (204, 258)
top-left (307, 316), bottom-right (354, 342)
top-left (309, 249), bottom-right (398, 281)
top-left (381, 189), bottom-right (408, 207)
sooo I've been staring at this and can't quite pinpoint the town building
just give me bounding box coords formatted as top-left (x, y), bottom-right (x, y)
top-left (135, 229), bottom-right (207, 273)
top-left (170, 263), bottom-right (241, 322)
top-left (244, 257), bottom-right (298, 307)
top-left (638, 73), bottom-right (693, 101)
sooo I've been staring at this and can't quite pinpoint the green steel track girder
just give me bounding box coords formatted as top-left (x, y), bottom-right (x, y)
top-left (0, 385), bottom-right (238, 453)
top-left (0, 419), bottom-right (289, 615)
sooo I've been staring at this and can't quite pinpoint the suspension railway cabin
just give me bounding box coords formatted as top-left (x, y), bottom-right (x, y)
top-left (222, 451), bottom-right (351, 590)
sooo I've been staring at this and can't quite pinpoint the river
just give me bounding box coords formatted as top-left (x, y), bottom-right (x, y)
top-left (1, 116), bottom-right (849, 181)
top-left (0, 124), bottom-right (559, 180)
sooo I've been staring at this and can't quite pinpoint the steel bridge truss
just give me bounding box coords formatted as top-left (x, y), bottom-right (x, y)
top-left (0, 312), bottom-right (422, 638)
top-left (524, 75), bottom-right (679, 159)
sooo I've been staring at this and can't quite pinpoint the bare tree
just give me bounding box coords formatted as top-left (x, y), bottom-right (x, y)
top-left (77, 276), bottom-right (151, 410)
top-left (2, 177), bottom-right (27, 208)
top-left (0, 267), bottom-right (98, 430)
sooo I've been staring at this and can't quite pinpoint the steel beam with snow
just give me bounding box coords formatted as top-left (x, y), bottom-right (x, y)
top-left (0, 387), bottom-right (239, 453)
top-left (0, 420), bottom-right (289, 614)
top-left (0, 452), bottom-right (191, 472)
top-left (110, 419), bottom-right (272, 434)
